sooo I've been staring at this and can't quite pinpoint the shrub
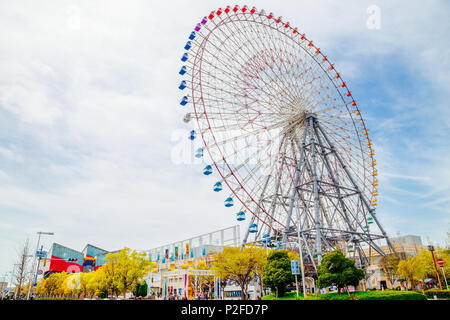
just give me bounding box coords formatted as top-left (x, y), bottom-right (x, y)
top-left (262, 290), bottom-right (427, 300)
top-left (424, 289), bottom-right (450, 299)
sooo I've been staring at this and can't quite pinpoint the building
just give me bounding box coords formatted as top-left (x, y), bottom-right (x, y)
top-left (143, 225), bottom-right (241, 299)
top-left (362, 235), bottom-right (426, 290)
top-left (42, 243), bottom-right (110, 278)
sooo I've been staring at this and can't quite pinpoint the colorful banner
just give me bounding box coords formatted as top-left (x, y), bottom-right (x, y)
top-left (184, 274), bottom-right (187, 299)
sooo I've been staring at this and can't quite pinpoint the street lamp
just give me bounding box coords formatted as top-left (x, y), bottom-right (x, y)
top-left (27, 231), bottom-right (54, 299)
top-left (427, 245), bottom-right (443, 290)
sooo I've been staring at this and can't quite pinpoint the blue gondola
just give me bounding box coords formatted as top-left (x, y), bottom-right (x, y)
top-left (236, 211), bottom-right (245, 221)
top-left (213, 182), bottom-right (222, 192)
top-left (184, 41), bottom-right (192, 50)
top-left (203, 165), bottom-right (213, 175)
top-left (179, 80), bottom-right (186, 90)
top-left (195, 148), bottom-right (203, 158)
top-left (188, 130), bottom-right (196, 140)
top-left (181, 52), bottom-right (188, 62)
top-left (189, 31), bottom-right (196, 40)
top-left (249, 224), bottom-right (258, 233)
top-left (224, 197), bottom-right (234, 207)
top-left (180, 96), bottom-right (188, 106)
top-left (179, 66), bottom-right (187, 75)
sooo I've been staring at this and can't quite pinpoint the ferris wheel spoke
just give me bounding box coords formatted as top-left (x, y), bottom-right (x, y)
top-left (214, 14), bottom-right (304, 104)
top-left (180, 6), bottom-right (389, 260)
top-left (196, 21), bottom-right (297, 111)
top-left (239, 18), bottom-right (305, 101)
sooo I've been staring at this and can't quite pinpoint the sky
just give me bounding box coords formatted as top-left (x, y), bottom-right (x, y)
top-left (0, 0), bottom-right (449, 278)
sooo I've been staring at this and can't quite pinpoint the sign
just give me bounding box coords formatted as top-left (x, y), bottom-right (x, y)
top-left (437, 259), bottom-right (444, 268)
top-left (290, 260), bottom-right (300, 275)
top-left (36, 250), bottom-right (47, 258)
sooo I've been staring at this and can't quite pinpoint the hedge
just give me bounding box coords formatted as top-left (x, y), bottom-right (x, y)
top-left (424, 289), bottom-right (450, 299)
top-left (262, 290), bottom-right (427, 300)
top-left (356, 291), bottom-right (427, 300)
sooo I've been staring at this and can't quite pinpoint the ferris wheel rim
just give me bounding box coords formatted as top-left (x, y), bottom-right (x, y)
top-left (182, 6), bottom-right (378, 235)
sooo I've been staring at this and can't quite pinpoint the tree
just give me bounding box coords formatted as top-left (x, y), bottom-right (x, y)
top-left (134, 280), bottom-right (148, 298)
top-left (253, 248), bottom-right (268, 297)
top-left (398, 256), bottom-right (426, 290)
top-left (103, 248), bottom-right (150, 298)
top-left (262, 250), bottom-right (294, 297)
top-left (13, 239), bottom-right (32, 299)
top-left (211, 251), bottom-right (232, 299)
top-left (379, 253), bottom-right (400, 289)
top-left (316, 249), bottom-right (364, 294)
top-left (211, 246), bottom-right (262, 300)
top-left (414, 247), bottom-right (450, 287)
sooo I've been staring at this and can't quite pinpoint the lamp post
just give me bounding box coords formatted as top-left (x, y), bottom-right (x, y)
top-left (28, 231), bottom-right (54, 299)
top-left (427, 245), bottom-right (442, 290)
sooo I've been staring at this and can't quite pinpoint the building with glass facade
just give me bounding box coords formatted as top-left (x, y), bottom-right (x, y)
top-left (42, 243), bottom-right (110, 278)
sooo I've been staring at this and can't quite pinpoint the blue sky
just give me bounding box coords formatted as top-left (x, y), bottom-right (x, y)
top-left (0, 0), bottom-right (449, 277)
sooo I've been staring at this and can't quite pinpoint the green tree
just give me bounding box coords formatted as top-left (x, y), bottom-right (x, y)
top-left (316, 249), bottom-right (364, 294)
top-left (134, 280), bottom-right (148, 298)
top-left (262, 250), bottom-right (294, 297)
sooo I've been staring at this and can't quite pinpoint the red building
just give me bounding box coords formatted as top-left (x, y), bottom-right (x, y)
top-left (43, 243), bottom-right (109, 278)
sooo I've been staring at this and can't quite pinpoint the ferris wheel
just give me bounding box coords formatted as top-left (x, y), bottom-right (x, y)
top-left (177, 5), bottom-right (393, 269)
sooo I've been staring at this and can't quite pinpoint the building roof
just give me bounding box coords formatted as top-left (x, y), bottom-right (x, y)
top-left (82, 244), bottom-right (108, 255)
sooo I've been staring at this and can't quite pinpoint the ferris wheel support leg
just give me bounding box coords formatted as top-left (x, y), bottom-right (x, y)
top-left (308, 114), bottom-right (323, 265)
top-left (314, 121), bottom-right (386, 256)
top-left (295, 199), bottom-right (318, 272)
top-left (282, 121), bottom-right (309, 247)
top-left (263, 137), bottom-right (288, 239)
top-left (315, 121), bottom-right (395, 256)
top-left (312, 123), bottom-right (372, 258)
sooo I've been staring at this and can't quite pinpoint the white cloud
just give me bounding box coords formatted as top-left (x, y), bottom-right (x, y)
top-left (0, 0), bottom-right (449, 275)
